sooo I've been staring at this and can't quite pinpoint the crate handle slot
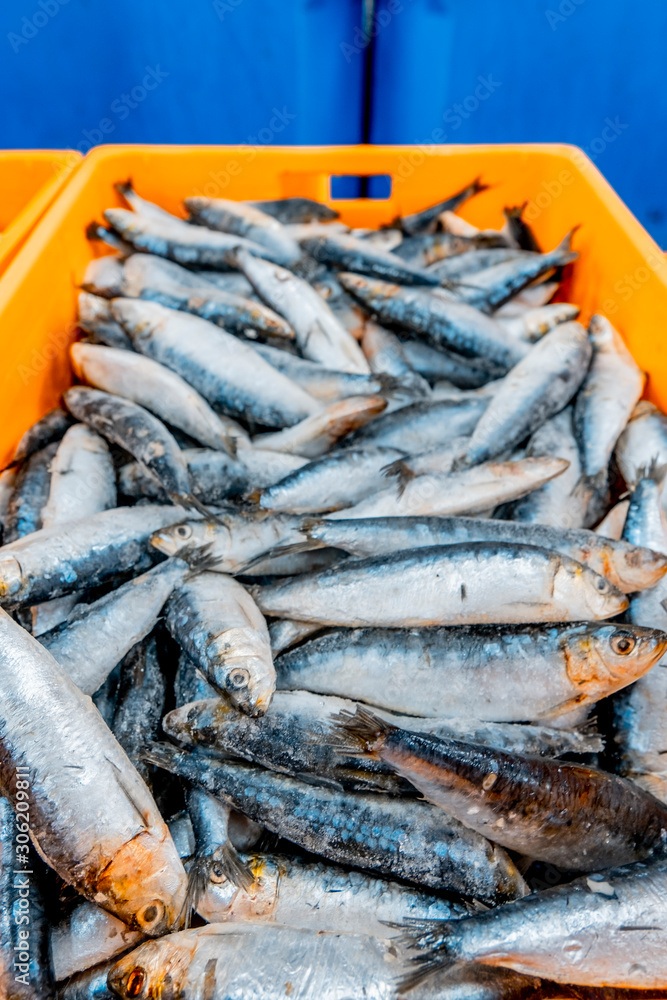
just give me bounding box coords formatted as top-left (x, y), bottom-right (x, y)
top-left (329, 174), bottom-right (393, 200)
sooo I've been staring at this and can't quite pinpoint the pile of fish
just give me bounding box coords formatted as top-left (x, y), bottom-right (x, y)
top-left (2, 177), bottom-right (667, 999)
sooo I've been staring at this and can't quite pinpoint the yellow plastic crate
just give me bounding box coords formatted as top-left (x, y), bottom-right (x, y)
top-left (0, 142), bottom-right (666, 469)
top-left (0, 150), bottom-right (82, 277)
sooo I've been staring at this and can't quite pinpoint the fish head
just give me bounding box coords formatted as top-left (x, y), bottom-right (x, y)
top-left (207, 630), bottom-right (276, 717)
top-left (248, 303), bottom-right (293, 338)
top-left (104, 208), bottom-right (151, 239)
top-left (338, 271), bottom-right (398, 301)
top-left (564, 623), bottom-right (667, 695)
top-left (616, 543), bottom-right (667, 592)
top-left (197, 853), bottom-right (278, 923)
top-left (150, 520), bottom-right (221, 561)
top-left (107, 933), bottom-right (194, 999)
top-left (184, 195), bottom-right (216, 216)
top-left (0, 555), bottom-right (23, 599)
top-left (196, 868), bottom-right (242, 920)
top-left (110, 297), bottom-right (164, 341)
top-left (555, 558), bottom-right (629, 620)
top-left (588, 313), bottom-right (617, 347)
top-left (163, 698), bottom-right (236, 746)
top-left (96, 827), bottom-right (188, 937)
top-left (336, 272), bottom-right (367, 295)
top-left (592, 623), bottom-right (667, 681)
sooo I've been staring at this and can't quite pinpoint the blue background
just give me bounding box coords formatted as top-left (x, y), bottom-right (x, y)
top-left (2, 0), bottom-right (666, 244)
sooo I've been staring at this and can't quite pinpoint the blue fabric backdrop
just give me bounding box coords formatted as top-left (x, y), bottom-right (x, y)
top-left (369, 0), bottom-right (667, 246)
top-left (1, 0), bottom-right (665, 243)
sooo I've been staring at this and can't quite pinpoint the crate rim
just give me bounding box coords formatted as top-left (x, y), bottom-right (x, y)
top-left (0, 149), bottom-right (83, 275)
top-left (1, 141), bottom-right (662, 303)
top-left (1, 139), bottom-right (667, 468)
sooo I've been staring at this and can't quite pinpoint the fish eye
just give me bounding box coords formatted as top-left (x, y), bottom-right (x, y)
top-left (227, 668), bottom-right (250, 690)
top-left (176, 525), bottom-right (192, 539)
top-left (611, 633), bottom-right (636, 655)
top-left (210, 861), bottom-right (227, 884)
top-left (596, 577), bottom-right (609, 592)
top-left (125, 968), bottom-right (146, 998)
top-left (136, 899), bottom-right (165, 932)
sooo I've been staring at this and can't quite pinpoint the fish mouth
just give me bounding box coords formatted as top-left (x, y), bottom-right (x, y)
top-left (600, 590), bottom-right (630, 619)
top-left (268, 318), bottom-right (294, 338)
top-left (603, 626), bottom-right (667, 674)
top-left (228, 680), bottom-right (274, 718)
top-left (623, 551), bottom-right (667, 592)
top-left (106, 966), bottom-right (129, 998)
top-left (230, 691), bottom-right (269, 718)
top-left (149, 531), bottom-right (177, 556)
top-left (648, 635), bottom-right (667, 666)
top-left (247, 703), bottom-right (268, 719)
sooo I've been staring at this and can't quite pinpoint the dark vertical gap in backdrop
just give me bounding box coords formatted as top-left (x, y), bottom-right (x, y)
top-left (360, 0), bottom-right (376, 197)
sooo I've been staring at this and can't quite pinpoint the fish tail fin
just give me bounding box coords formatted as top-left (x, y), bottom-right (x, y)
top-left (178, 541), bottom-right (219, 576)
top-left (179, 856), bottom-right (209, 929)
top-left (141, 741), bottom-right (181, 773)
top-left (177, 493), bottom-right (224, 526)
top-left (299, 516), bottom-right (328, 547)
top-left (393, 918), bottom-right (460, 992)
top-left (470, 175), bottom-right (491, 197)
top-left (502, 201), bottom-right (528, 220)
top-left (555, 224), bottom-right (581, 255)
top-left (381, 459), bottom-right (415, 497)
top-left (329, 706), bottom-right (394, 757)
top-left (213, 842), bottom-right (255, 891)
top-left (114, 179), bottom-right (134, 201)
top-left (85, 221), bottom-right (106, 242)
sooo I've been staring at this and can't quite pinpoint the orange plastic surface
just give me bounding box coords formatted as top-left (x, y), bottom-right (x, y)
top-left (1, 142), bottom-right (666, 469)
top-left (0, 150), bottom-right (82, 277)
